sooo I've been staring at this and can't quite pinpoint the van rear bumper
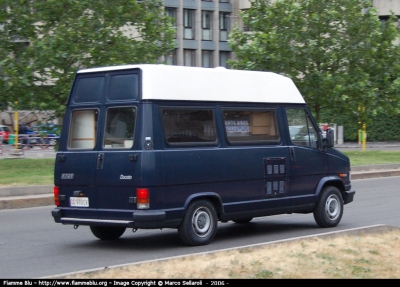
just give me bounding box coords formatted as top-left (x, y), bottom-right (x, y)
top-left (51, 208), bottom-right (167, 229)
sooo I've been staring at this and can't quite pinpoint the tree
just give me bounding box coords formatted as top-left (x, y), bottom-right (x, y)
top-left (0, 0), bottom-right (176, 117)
top-left (229, 0), bottom-right (400, 131)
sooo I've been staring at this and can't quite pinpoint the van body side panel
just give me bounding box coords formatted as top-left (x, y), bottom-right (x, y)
top-left (161, 146), bottom-right (291, 219)
top-left (289, 146), bottom-right (328, 205)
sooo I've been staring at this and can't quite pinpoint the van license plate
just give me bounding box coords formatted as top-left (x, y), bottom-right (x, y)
top-left (70, 197), bottom-right (89, 207)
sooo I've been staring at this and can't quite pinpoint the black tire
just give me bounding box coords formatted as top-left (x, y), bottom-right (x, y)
top-left (232, 218), bottom-right (253, 224)
top-left (313, 186), bottom-right (343, 228)
top-left (90, 226), bottom-right (126, 240)
top-left (178, 200), bottom-right (218, 246)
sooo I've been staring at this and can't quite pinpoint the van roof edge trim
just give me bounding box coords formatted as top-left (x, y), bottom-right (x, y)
top-left (77, 64), bottom-right (306, 104)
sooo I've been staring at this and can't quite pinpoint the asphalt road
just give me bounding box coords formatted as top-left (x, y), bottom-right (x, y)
top-left (1, 176), bottom-right (399, 279)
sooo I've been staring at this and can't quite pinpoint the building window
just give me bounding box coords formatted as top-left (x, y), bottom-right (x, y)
top-left (219, 12), bottom-right (230, 41)
top-left (219, 51), bottom-right (230, 68)
top-left (219, 0), bottom-right (230, 3)
top-left (165, 7), bottom-right (177, 39)
top-left (202, 11), bottom-right (213, 40)
top-left (202, 50), bottom-right (213, 68)
top-left (184, 9), bottom-right (195, 40)
top-left (184, 49), bottom-right (196, 67)
top-left (165, 49), bottom-right (177, 66)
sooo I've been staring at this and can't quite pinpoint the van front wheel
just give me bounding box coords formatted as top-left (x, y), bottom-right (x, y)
top-left (90, 226), bottom-right (126, 240)
top-left (313, 186), bottom-right (343, 228)
top-left (178, 200), bottom-right (217, 246)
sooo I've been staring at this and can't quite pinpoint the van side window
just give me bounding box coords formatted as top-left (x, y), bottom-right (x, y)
top-left (104, 107), bottom-right (136, 149)
top-left (222, 109), bottom-right (279, 143)
top-left (287, 108), bottom-right (318, 148)
top-left (68, 109), bottom-right (98, 149)
top-left (161, 108), bottom-right (217, 144)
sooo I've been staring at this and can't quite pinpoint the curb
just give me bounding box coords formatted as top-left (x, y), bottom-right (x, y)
top-left (0, 194), bottom-right (54, 209)
top-left (352, 169), bottom-right (400, 179)
top-left (0, 185), bottom-right (53, 197)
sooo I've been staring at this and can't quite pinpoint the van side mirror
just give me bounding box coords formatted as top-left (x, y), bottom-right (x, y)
top-left (323, 128), bottom-right (334, 148)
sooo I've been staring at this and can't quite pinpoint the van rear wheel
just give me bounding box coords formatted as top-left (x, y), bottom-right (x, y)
top-left (90, 226), bottom-right (126, 240)
top-left (313, 186), bottom-right (343, 228)
top-left (178, 200), bottom-right (217, 246)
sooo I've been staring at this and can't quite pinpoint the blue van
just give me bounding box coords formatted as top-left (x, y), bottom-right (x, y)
top-left (51, 65), bottom-right (355, 246)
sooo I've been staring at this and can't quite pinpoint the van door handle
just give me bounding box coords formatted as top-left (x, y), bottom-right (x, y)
top-left (290, 147), bottom-right (296, 162)
top-left (97, 153), bottom-right (104, 169)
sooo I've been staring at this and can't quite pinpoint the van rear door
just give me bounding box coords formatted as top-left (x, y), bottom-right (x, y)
top-left (56, 70), bottom-right (140, 219)
top-left (95, 106), bottom-right (137, 216)
top-left (56, 108), bottom-right (100, 217)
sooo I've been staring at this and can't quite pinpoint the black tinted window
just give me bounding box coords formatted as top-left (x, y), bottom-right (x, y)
top-left (161, 108), bottom-right (217, 145)
top-left (73, 77), bottom-right (104, 103)
top-left (107, 74), bottom-right (139, 101)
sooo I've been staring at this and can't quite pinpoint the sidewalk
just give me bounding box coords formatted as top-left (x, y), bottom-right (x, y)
top-left (335, 141), bottom-right (400, 151)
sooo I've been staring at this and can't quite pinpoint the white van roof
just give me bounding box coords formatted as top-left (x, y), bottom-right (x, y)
top-left (77, 64), bottom-right (306, 104)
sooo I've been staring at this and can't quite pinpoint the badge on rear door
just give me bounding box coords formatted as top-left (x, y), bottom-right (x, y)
top-left (61, 173), bottom-right (74, 179)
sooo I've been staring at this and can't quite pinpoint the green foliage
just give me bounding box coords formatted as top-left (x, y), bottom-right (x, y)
top-left (229, 0), bottom-right (400, 133)
top-left (343, 111), bottom-right (400, 141)
top-left (366, 112), bottom-right (400, 141)
top-left (0, 0), bottom-right (176, 117)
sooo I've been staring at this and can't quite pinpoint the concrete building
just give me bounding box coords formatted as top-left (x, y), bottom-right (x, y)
top-left (161, 0), bottom-right (241, 68)
top-left (162, 0), bottom-right (400, 68)
top-left (373, 0), bottom-right (400, 20)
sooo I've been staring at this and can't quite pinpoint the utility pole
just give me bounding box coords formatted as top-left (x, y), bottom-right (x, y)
top-left (14, 101), bottom-right (19, 149)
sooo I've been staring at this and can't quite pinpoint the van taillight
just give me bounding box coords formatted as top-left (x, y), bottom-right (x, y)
top-left (53, 186), bottom-right (60, 206)
top-left (136, 188), bottom-right (149, 209)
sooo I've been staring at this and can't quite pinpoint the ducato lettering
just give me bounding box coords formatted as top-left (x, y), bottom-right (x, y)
top-left (52, 65), bottom-right (355, 246)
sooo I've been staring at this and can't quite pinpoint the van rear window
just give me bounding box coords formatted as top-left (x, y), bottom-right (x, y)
top-left (161, 108), bottom-right (217, 145)
top-left (107, 74), bottom-right (139, 101)
top-left (103, 107), bottom-right (136, 149)
top-left (222, 109), bottom-right (280, 143)
top-left (68, 109), bottom-right (98, 149)
top-left (73, 77), bottom-right (104, 103)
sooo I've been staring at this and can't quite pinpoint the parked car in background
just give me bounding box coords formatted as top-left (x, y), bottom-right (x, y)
top-left (0, 125), bottom-right (11, 144)
top-left (32, 124), bottom-right (61, 145)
